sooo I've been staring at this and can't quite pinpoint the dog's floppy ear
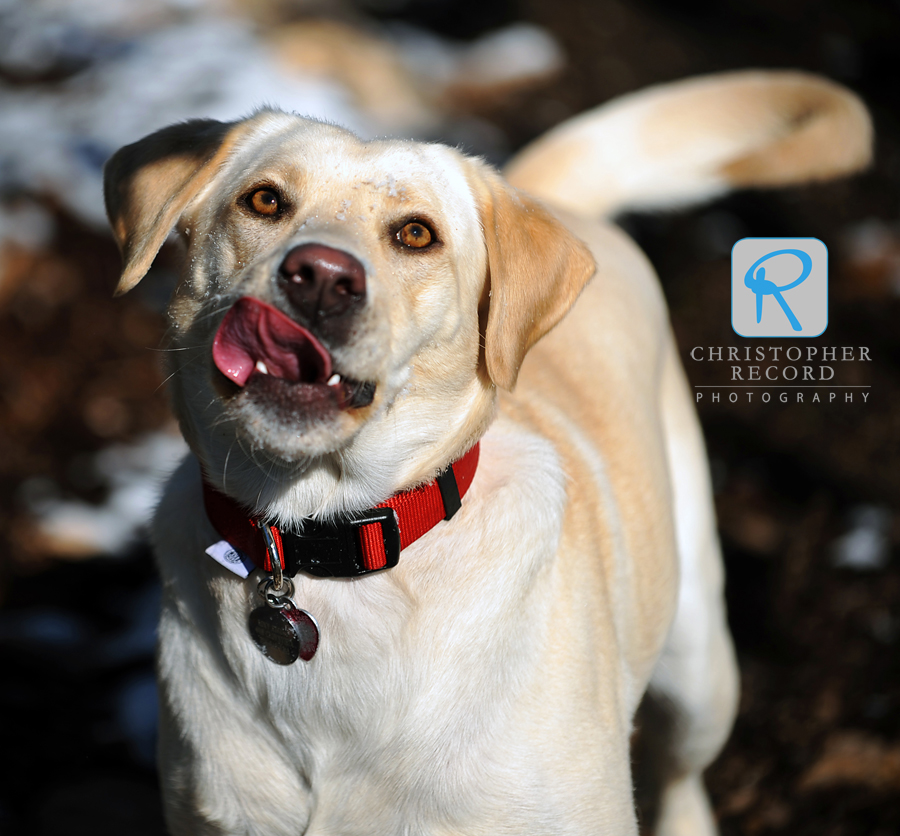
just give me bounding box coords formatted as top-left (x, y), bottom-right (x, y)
top-left (104, 118), bottom-right (239, 295)
top-left (472, 165), bottom-right (596, 391)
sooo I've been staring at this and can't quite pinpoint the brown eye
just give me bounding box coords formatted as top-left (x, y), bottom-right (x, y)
top-left (247, 188), bottom-right (281, 217)
top-left (397, 221), bottom-right (434, 249)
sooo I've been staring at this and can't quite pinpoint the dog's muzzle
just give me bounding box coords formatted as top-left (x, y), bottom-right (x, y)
top-left (211, 295), bottom-right (376, 411)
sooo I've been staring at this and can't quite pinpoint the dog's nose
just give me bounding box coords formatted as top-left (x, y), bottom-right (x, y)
top-left (278, 244), bottom-right (366, 320)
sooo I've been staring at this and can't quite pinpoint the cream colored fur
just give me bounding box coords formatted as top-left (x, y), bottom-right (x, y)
top-left (104, 71), bottom-right (871, 835)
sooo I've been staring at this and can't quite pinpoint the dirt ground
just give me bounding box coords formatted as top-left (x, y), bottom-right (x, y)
top-left (0, 1), bottom-right (898, 834)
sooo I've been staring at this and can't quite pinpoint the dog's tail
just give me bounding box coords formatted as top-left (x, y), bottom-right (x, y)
top-left (503, 70), bottom-right (872, 217)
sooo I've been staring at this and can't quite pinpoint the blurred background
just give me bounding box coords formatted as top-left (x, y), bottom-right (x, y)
top-left (0, 0), bottom-right (898, 833)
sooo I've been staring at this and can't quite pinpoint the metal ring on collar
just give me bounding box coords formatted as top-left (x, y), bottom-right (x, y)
top-left (260, 523), bottom-right (284, 591)
top-left (257, 575), bottom-right (294, 609)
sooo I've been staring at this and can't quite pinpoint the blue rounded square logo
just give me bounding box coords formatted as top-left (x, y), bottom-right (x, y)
top-left (731, 237), bottom-right (828, 338)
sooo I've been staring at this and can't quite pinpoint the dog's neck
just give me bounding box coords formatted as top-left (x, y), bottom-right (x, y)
top-left (184, 371), bottom-right (497, 524)
top-left (202, 443), bottom-right (481, 579)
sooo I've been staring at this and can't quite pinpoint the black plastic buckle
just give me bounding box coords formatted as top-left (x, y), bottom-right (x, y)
top-left (278, 508), bottom-right (401, 578)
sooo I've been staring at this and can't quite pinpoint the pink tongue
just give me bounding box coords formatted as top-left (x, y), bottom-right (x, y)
top-left (212, 297), bottom-right (332, 387)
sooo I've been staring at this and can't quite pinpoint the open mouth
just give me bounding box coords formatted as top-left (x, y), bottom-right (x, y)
top-left (212, 297), bottom-right (375, 411)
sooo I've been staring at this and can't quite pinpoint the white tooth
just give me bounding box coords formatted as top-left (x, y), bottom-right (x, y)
top-left (255, 360), bottom-right (269, 375)
top-left (327, 374), bottom-right (341, 386)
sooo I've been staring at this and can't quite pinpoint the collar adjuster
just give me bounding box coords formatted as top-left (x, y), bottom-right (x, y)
top-left (435, 465), bottom-right (462, 520)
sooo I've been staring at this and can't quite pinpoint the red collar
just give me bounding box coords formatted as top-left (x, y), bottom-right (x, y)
top-left (203, 444), bottom-right (480, 578)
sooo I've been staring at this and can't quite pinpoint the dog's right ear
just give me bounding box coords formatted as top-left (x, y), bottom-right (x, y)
top-left (103, 119), bottom-right (239, 296)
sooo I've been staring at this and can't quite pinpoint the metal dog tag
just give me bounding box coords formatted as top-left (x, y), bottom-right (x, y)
top-left (249, 601), bottom-right (319, 665)
top-left (249, 526), bottom-right (319, 664)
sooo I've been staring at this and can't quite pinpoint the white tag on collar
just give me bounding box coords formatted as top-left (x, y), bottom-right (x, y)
top-left (206, 540), bottom-right (255, 578)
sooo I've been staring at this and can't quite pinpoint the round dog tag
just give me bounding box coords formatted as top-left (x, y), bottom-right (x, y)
top-left (249, 603), bottom-right (319, 664)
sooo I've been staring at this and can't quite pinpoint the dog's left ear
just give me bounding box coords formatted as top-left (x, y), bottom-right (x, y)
top-left (471, 165), bottom-right (596, 391)
top-left (104, 118), bottom-right (241, 295)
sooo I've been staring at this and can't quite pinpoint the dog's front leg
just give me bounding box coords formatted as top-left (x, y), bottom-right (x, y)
top-left (153, 460), bottom-right (313, 836)
top-left (157, 596), bottom-right (313, 836)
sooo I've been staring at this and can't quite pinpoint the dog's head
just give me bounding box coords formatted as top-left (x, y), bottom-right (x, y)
top-left (104, 110), bottom-right (594, 517)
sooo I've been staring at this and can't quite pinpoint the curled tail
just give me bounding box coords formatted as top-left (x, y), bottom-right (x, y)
top-left (504, 70), bottom-right (872, 217)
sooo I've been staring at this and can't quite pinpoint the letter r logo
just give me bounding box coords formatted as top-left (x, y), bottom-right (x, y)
top-left (731, 238), bottom-right (828, 337)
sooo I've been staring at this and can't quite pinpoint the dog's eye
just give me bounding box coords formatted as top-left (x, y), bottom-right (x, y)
top-left (396, 221), bottom-right (434, 249)
top-left (247, 188), bottom-right (282, 217)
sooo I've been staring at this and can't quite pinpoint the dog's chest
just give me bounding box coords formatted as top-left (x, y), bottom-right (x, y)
top-left (220, 433), bottom-right (561, 759)
top-left (218, 463), bottom-right (559, 730)
top-left (155, 428), bottom-right (627, 831)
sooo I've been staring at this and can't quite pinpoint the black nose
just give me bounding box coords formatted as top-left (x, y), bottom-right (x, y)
top-left (278, 244), bottom-right (366, 321)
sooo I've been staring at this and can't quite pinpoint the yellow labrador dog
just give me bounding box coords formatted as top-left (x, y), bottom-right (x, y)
top-left (105, 71), bottom-right (870, 836)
